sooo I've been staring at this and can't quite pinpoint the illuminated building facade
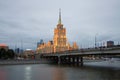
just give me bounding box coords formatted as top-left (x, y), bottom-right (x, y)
top-left (53, 9), bottom-right (68, 52)
top-left (37, 41), bottom-right (54, 53)
top-left (37, 9), bottom-right (78, 53)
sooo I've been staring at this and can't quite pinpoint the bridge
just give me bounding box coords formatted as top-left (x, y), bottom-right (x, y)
top-left (40, 47), bottom-right (120, 65)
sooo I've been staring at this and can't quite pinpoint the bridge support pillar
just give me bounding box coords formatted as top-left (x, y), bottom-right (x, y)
top-left (42, 55), bottom-right (83, 66)
top-left (72, 57), bottom-right (75, 64)
top-left (76, 56), bottom-right (79, 64)
top-left (68, 56), bottom-right (71, 64)
top-left (58, 56), bottom-right (61, 64)
top-left (80, 57), bottom-right (83, 66)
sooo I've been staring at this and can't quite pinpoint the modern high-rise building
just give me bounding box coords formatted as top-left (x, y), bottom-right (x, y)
top-left (37, 39), bottom-right (44, 47)
top-left (37, 9), bottom-right (78, 53)
top-left (107, 41), bottom-right (114, 47)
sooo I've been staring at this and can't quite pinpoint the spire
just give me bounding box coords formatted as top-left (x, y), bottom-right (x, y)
top-left (58, 8), bottom-right (62, 24)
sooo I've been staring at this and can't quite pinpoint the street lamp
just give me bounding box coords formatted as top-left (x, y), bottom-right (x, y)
top-left (95, 33), bottom-right (98, 48)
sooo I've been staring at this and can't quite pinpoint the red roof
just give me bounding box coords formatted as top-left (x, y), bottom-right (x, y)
top-left (0, 43), bottom-right (8, 47)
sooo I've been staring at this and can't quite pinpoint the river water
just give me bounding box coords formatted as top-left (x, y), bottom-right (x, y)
top-left (0, 60), bottom-right (120, 80)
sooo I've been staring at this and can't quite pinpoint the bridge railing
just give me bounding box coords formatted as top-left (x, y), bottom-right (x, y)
top-left (38, 46), bottom-right (120, 55)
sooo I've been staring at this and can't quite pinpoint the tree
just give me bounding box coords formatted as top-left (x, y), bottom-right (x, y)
top-left (7, 49), bottom-right (15, 59)
top-left (0, 48), bottom-right (7, 59)
top-left (0, 48), bottom-right (1, 59)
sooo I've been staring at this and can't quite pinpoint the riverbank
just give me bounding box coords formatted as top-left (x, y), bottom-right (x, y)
top-left (84, 60), bottom-right (120, 69)
top-left (0, 59), bottom-right (49, 65)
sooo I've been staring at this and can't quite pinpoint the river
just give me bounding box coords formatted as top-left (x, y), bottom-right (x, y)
top-left (0, 60), bottom-right (120, 80)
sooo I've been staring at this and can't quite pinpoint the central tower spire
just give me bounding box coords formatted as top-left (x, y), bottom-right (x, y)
top-left (58, 8), bottom-right (62, 24)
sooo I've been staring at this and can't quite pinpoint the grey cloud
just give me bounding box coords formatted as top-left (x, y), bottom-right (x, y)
top-left (0, 0), bottom-right (120, 49)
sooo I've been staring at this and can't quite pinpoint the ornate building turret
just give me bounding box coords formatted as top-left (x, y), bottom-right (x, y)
top-left (36, 9), bottom-right (79, 54)
top-left (53, 9), bottom-right (68, 52)
top-left (72, 42), bottom-right (79, 50)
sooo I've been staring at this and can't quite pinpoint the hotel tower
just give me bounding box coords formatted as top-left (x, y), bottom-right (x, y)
top-left (53, 9), bottom-right (68, 52)
top-left (37, 9), bottom-right (78, 53)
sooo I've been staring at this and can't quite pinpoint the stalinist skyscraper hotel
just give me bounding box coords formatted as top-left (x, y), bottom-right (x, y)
top-left (37, 9), bottom-right (78, 53)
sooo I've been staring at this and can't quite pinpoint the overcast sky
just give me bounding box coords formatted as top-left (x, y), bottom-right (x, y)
top-left (0, 0), bottom-right (120, 50)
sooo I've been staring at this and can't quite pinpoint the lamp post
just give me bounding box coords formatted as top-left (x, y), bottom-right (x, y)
top-left (95, 34), bottom-right (98, 49)
top-left (95, 36), bottom-right (96, 48)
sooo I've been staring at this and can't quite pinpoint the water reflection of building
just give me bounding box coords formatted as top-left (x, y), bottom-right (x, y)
top-left (53, 68), bottom-right (65, 80)
top-left (0, 70), bottom-right (6, 80)
top-left (37, 9), bottom-right (78, 53)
